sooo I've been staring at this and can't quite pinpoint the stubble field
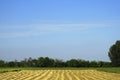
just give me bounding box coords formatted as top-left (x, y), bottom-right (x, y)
top-left (0, 69), bottom-right (120, 80)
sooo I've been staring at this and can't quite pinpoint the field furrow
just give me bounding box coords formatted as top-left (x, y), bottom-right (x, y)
top-left (69, 70), bottom-right (80, 80)
top-left (61, 70), bottom-right (65, 80)
top-left (33, 70), bottom-right (50, 80)
top-left (65, 70), bottom-right (73, 80)
top-left (0, 69), bottom-right (120, 80)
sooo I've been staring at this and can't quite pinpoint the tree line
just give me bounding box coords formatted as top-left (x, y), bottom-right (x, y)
top-left (0, 57), bottom-right (111, 67)
top-left (0, 40), bottom-right (120, 67)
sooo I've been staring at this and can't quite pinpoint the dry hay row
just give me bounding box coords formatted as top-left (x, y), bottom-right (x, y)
top-left (61, 70), bottom-right (65, 80)
top-left (15, 70), bottom-right (42, 80)
top-left (0, 71), bottom-right (22, 80)
top-left (54, 70), bottom-right (59, 80)
top-left (17, 70), bottom-right (38, 80)
top-left (20, 70), bottom-right (45, 80)
top-left (0, 70), bottom-right (120, 80)
top-left (85, 70), bottom-right (109, 80)
top-left (68, 70), bottom-right (80, 80)
top-left (65, 70), bottom-right (73, 80)
top-left (92, 70), bottom-right (120, 80)
top-left (70, 70), bottom-right (87, 80)
top-left (54, 70), bottom-right (61, 80)
top-left (42, 70), bottom-right (53, 80)
top-left (81, 70), bottom-right (103, 80)
top-left (31, 70), bottom-right (50, 80)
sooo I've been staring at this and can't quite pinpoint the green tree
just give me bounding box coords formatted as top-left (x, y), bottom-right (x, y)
top-left (54, 59), bottom-right (65, 67)
top-left (78, 59), bottom-right (90, 67)
top-left (108, 40), bottom-right (120, 66)
top-left (90, 61), bottom-right (99, 67)
top-left (37, 57), bottom-right (45, 67)
top-left (32, 59), bottom-right (38, 67)
top-left (7, 61), bottom-right (16, 67)
top-left (0, 60), bottom-right (5, 67)
top-left (66, 59), bottom-right (79, 67)
top-left (27, 57), bottom-right (34, 67)
top-left (20, 58), bottom-right (29, 67)
top-left (43, 57), bottom-right (54, 67)
top-left (37, 57), bottom-right (54, 67)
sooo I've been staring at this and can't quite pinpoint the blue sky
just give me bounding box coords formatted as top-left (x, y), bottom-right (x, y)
top-left (0, 0), bottom-right (120, 61)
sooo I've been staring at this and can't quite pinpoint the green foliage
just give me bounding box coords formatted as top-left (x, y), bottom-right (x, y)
top-left (37, 57), bottom-right (54, 67)
top-left (0, 60), bottom-right (5, 67)
top-left (108, 40), bottom-right (120, 66)
top-left (66, 59), bottom-right (79, 67)
top-left (96, 68), bottom-right (120, 74)
top-left (0, 57), bottom-right (111, 67)
top-left (54, 59), bottom-right (65, 67)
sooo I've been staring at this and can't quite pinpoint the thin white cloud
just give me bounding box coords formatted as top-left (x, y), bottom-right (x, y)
top-left (0, 32), bottom-right (32, 38)
top-left (0, 23), bottom-right (113, 38)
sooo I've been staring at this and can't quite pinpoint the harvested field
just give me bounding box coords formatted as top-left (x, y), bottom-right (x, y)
top-left (0, 70), bottom-right (120, 80)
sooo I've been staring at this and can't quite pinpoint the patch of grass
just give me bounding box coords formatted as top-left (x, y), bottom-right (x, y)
top-left (0, 67), bottom-right (120, 74)
top-left (0, 67), bottom-right (93, 73)
top-left (0, 67), bottom-right (21, 73)
top-left (96, 67), bottom-right (120, 74)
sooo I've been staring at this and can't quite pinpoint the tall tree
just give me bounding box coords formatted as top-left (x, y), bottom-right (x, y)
top-left (108, 40), bottom-right (120, 66)
top-left (0, 60), bottom-right (5, 67)
top-left (54, 59), bottom-right (65, 67)
top-left (66, 59), bottom-right (79, 67)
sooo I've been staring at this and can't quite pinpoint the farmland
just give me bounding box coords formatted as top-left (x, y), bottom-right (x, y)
top-left (0, 68), bottom-right (120, 80)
